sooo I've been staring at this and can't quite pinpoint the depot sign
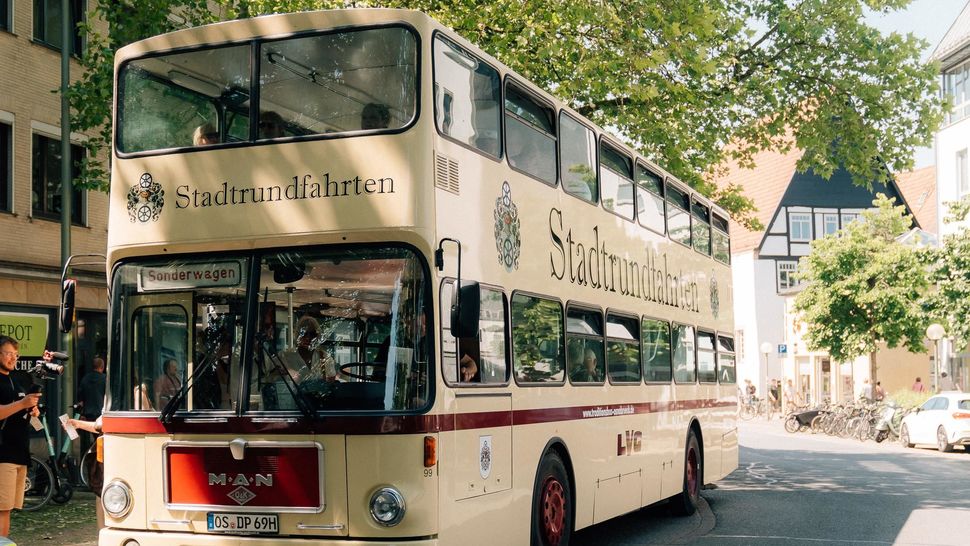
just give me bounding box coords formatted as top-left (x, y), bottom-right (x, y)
top-left (0, 312), bottom-right (49, 357)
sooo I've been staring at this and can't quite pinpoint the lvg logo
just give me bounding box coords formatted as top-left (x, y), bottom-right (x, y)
top-left (617, 430), bottom-right (643, 456)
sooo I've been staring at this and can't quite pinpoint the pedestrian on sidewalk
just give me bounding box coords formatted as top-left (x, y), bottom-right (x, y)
top-left (0, 336), bottom-right (42, 540)
top-left (912, 377), bottom-right (926, 393)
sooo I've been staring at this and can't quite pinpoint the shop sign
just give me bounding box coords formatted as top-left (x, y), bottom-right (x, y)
top-left (0, 312), bottom-right (49, 357)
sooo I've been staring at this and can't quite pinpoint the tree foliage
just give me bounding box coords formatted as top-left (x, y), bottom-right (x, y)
top-left (69, 0), bottom-right (944, 225)
top-left (793, 194), bottom-right (929, 381)
top-left (925, 196), bottom-right (970, 352)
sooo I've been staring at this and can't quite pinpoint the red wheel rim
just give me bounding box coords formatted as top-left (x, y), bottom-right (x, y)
top-left (686, 447), bottom-right (698, 497)
top-left (540, 476), bottom-right (566, 545)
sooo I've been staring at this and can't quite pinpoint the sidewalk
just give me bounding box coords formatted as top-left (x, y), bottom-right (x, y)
top-left (9, 491), bottom-right (98, 546)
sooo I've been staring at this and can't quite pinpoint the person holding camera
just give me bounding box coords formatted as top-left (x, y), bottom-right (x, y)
top-left (0, 336), bottom-right (41, 538)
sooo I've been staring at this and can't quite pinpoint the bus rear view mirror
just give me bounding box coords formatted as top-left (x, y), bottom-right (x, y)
top-left (60, 279), bottom-right (77, 333)
top-left (451, 281), bottom-right (480, 339)
top-left (269, 261), bottom-right (306, 284)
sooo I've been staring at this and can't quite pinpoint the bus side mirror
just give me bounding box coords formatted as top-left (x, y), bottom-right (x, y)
top-left (60, 279), bottom-right (77, 333)
top-left (450, 281), bottom-right (480, 339)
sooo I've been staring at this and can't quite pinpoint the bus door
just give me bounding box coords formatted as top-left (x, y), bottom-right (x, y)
top-left (125, 292), bottom-right (193, 412)
top-left (441, 282), bottom-right (512, 501)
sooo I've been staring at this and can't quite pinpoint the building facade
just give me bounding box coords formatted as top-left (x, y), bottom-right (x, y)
top-left (715, 142), bottom-right (935, 404)
top-left (0, 0), bottom-right (108, 401)
top-left (933, 1), bottom-right (970, 392)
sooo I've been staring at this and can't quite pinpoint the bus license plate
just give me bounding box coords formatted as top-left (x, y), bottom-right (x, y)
top-left (207, 512), bottom-right (279, 534)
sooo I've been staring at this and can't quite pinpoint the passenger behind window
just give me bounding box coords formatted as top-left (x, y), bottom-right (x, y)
top-left (154, 358), bottom-right (182, 409)
top-left (458, 337), bottom-right (480, 382)
top-left (258, 111), bottom-right (286, 139)
top-left (192, 123), bottom-right (220, 146)
top-left (361, 103), bottom-right (390, 130)
top-left (572, 348), bottom-right (602, 383)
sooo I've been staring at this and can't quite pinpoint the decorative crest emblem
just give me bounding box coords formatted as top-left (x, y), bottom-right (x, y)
top-left (710, 272), bottom-right (720, 319)
top-left (227, 486), bottom-right (256, 506)
top-left (493, 182), bottom-right (521, 272)
top-left (127, 172), bottom-right (165, 223)
top-left (479, 436), bottom-right (493, 479)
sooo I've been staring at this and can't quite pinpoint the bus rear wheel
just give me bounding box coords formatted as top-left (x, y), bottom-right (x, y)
top-left (531, 451), bottom-right (572, 546)
top-left (671, 430), bottom-right (702, 516)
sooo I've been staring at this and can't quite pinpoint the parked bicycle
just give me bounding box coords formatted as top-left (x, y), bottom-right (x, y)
top-left (22, 402), bottom-right (84, 511)
top-left (21, 353), bottom-right (86, 511)
top-left (740, 396), bottom-right (775, 420)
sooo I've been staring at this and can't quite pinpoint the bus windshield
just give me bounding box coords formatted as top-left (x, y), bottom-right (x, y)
top-left (117, 25), bottom-right (417, 153)
top-left (109, 246), bottom-right (431, 415)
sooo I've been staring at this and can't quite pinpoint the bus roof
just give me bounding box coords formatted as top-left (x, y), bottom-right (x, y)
top-left (115, 8), bottom-right (730, 222)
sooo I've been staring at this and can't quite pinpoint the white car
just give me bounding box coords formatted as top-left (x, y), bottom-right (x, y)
top-left (900, 392), bottom-right (970, 452)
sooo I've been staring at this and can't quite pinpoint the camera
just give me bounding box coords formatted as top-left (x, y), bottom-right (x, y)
top-left (29, 351), bottom-right (68, 379)
top-left (31, 361), bottom-right (65, 379)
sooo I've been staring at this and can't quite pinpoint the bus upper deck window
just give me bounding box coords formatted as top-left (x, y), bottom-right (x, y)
top-left (259, 27), bottom-right (417, 138)
top-left (600, 143), bottom-right (634, 220)
top-left (118, 44), bottom-right (250, 153)
top-left (433, 35), bottom-right (501, 157)
top-left (560, 113), bottom-right (597, 203)
top-left (505, 83), bottom-right (556, 184)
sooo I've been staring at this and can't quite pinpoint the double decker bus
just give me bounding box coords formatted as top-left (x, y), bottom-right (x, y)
top-left (89, 8), bottom-right (738, 546)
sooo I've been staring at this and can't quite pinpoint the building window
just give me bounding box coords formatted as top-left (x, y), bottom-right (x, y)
top-left (789, 213), bottom-right (811, 242)
top-left (841, 212), bottom-right (860, 227)
top-left (777, 261), bottom-right (799, 291)
top-left (0, 123), bottom-right (9, 213)
top-left (34, 0), bottom-right (85, 55)
top-left (943, 60), bottom-right (970, 125)
top-left (958, 149), bottom-right (968, 197)
top-left (735, 329), bottom-right (745, 361)
top-left (823, 213), bottom-right (838, 235)
top-left (31, 134), bottom-right (84, 224)
top-left (1, 0), bottom-right (11, 32)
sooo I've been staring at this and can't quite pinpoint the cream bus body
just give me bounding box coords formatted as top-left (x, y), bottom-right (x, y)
top-left (99, 8), bottom-right (737, 546)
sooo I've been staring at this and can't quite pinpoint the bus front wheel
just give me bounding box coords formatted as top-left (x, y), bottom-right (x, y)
top-left (531, 451), bottom-right (572, 546)
top-left (671, 430), bottom-right (702, 516)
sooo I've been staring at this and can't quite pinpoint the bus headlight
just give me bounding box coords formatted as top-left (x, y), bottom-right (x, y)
top-left (369, 486), bottom-right (406, 526)
top-left (103, 479), bottom-right (133, 518)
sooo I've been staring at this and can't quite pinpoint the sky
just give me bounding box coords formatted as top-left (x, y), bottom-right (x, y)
top-left (866, 0), bottom-right (966, 60)
top-left (866, 0), bottom-right (968, 168)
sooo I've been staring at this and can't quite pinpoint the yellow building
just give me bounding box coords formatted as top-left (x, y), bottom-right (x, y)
top-left (0, 1), bottom-right (107, 395)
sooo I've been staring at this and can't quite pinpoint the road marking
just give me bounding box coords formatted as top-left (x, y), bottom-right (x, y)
top-left (702, 534), bottom-right (892, 544)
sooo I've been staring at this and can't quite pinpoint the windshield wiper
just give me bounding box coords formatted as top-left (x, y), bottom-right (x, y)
top-left (159, 352), bottom-right (218, 423)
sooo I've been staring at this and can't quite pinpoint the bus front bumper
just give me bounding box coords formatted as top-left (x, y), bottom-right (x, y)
top-left (99, 528), bottom-right (438, 545)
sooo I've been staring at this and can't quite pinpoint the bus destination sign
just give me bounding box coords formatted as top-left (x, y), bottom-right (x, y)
top-left (137, 261), bottom-right (243, 292)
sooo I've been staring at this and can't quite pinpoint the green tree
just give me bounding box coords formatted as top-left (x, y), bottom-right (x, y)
top-left (793, 194), bottom-right (930, 384)
top-left (925, 196), bottom-right (970, 352)
top-left (70, 0), bottom-right (944, 226)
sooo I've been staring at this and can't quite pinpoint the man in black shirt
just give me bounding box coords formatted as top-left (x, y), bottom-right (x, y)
top-left (77, 356), bottom-right (106, 454)
top-left (0, 336), bottom-right (41, 538)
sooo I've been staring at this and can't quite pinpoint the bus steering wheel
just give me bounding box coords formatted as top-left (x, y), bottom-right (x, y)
top-left (339, 362), bottom-right (386, 382)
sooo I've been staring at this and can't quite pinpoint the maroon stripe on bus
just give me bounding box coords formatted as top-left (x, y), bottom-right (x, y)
top-left (101, 398), bottom-right (735, 435)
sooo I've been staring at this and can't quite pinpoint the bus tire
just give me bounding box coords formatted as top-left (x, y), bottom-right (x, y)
top-left (531, 451), bottom-right (572, 546)
top-left (671, 430), bottom-right (702, 516)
